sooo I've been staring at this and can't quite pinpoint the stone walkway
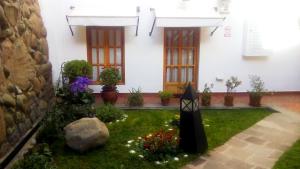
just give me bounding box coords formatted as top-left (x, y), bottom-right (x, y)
top-left (183, 106), bottom-right (300, 169)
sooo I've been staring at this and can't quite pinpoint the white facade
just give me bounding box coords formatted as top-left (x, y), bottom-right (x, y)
top-left (39, 0), bottom-right (300, 93)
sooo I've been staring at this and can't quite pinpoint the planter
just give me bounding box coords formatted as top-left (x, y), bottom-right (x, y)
top-left (249, 94), bottom-right (262, 107)
top-left (201, 96), bottom-right (211, 106)
top-left (161, 98), bottom-right (170, 106)
top-left (224, 95), bottom-right (234, 107)
top-left (101, 86), bottom-right (118, 104)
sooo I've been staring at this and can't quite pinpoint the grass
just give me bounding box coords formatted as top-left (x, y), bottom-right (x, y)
top-left (273, 139), bottom-right (300, 169)
top-left (51, 108), bottom-right (272, 169)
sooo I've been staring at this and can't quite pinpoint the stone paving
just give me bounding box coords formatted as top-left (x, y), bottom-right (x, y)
top-left (183, 106), bottom-right (300, 169)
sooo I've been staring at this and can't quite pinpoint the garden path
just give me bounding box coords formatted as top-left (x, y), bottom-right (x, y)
top-left (183, 106), bottom-right (300, 169)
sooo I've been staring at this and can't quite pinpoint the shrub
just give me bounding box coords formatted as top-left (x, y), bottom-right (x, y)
top-left (225, 76), bottom-right (242, 96)
top-left (201, 83), bottom-right (213, 106)
top-left (158, 91), bottom-right (173, 100)
top-left (99, 68), bottom-right (121, 86)
top-left (128, 88), bottom-right (144, 107)
top-left (248, 75), bottom-right (267, 97)
top-left (37, 76), bottom-right (95, 144)
top-left (139, 129), bottom-right (179, 161)
top-left (12, 144), bottom-right (57, 169)
top-left (96, 104), bottom-right (125, 123)
top-left (63, 60), bottom-right (92, 82)
top-left (56, 76), bottom-right (95, 105)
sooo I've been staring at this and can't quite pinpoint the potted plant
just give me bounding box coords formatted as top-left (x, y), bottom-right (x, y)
top-left (63, 60), bottom-right (92, 83)
top-left (224, 76), bottom-right (242, 106)
top-left (128, 88), bottom-right (144, 107)
top-left (158, 91), bottom-right (173, 106)
top-left (248, 75), bottom-right (267, 107)
top-left (201, 83), bottom-right (213, 106)
top-left (99, 68), bottom-right (121, 104)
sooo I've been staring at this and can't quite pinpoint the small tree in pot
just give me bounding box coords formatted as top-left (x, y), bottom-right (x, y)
top-left (224, 76), bottom-right (242, 106)
top-left (158, 91), bottom-right (173, 106)
top-left (248, 75), bottom-right (267, 107)
top-left (99, 68), bottom-right (121, 105)
top-left (201, 83), bottom-right (213, 106)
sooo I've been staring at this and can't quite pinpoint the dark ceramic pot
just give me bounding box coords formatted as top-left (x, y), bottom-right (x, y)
top-left (101, 86), bottom-right (118, 104)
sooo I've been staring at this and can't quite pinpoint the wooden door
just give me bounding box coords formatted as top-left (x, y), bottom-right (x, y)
top-left (163, 28), bottom-right (200, 94)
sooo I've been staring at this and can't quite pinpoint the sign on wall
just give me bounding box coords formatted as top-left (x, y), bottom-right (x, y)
top-left (243, 20), bottom-right (271, 57)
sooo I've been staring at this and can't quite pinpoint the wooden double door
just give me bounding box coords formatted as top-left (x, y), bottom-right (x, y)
top-left (163, 28), bottom-right (200, 94)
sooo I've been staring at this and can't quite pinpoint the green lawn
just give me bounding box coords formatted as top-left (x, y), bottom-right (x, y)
top-left (273, 139), bottom-right (300, 169)
top-left (52, 108), bottom-right (272, 169)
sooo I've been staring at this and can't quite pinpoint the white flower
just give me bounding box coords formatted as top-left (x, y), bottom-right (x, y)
top-left (175, 137), bottom-right (178, 140)
top-left (155, 161), bottom-right (161, 165)
top-left (138, 155), bottom-right (144, 158)
top-left (168, 128), bottom-right (173, 131)
top-left (129, 150), bottom-right (136, 154)
top-left (184, 154), bottom-right (188, 158)
top-left (125, 144), bottom-right (131, 147)
top-left (205, 124), bottom-right (210, 127)
top-left (116, 120), bottom-right (120, 123)
top-left (138, 137), bottom-right (142, 140)
top-left (127, 140), bottom-right (134, 144)
top-left (148, 134), bottom-right (152, 137)
top-left (174, 157), bottom-right (179, 161)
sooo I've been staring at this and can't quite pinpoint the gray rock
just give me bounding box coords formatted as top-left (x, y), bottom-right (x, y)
top-left (64, 118), bottom-right (109, 152)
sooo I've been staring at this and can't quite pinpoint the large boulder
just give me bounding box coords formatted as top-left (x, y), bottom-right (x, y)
top-left (64, 118), bottom-right (109, 152)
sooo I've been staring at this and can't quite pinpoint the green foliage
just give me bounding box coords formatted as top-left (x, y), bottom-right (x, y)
top-left (170, 114), bottom-right (180, 127)
top-left (37, 78), bottom-right (95, 144)
top-left (225, 76), bottom-right (242, 95)
top-left (158, 91), bottom-right (173, 100)
top-left (36, 106), bottom-right (65, 144)
top-left (128, 88), bottom-right (144, 107)
top-left (138, 129), bottom-right (179, 161)
top-left (56, 85), bottom-right (95, 105)
top-left (96, 104), bottom-right (125, 123)
top-left (49, 109), bottom-right (272, 169)
top-left (249, 75), bottom-right (267, 97)
top-left (273, 139), bottom-right (300, 169)
top-left (63, 60), bottom-right (92, 82)
top-left (99, 68), bottom-right (121, 86)
top-left (201, 83), bottom-right (213, 105)
top-left (12, 144), bottom-right (57, 169)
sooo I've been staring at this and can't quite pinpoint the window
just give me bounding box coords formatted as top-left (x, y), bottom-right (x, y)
top-left (164, 28), bottom-right (199, 93)
top-left (87, 27), bottom-right (125, 83)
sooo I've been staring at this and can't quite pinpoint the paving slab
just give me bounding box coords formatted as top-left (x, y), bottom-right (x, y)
top-left (183, 106), bottom-right (300, 169)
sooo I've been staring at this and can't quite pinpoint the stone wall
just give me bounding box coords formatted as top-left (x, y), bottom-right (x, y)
top-left (0, 0), bottom-right (54, 160)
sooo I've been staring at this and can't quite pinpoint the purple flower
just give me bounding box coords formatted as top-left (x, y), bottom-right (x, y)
top-left (70, 76), bottom-right (91, 94)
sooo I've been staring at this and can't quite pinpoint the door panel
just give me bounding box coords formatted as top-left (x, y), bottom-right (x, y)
top-left (163, 28), bottom-right (199, 94)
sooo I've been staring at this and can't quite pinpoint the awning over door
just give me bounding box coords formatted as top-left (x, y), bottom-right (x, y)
top-left (149, 5), bottom-right (225, 36)
top-left (66, 6), bottom-right (140, 36)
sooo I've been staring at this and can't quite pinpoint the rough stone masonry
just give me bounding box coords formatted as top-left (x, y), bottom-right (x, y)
top-left (0, 0), bottom-right (54, 160)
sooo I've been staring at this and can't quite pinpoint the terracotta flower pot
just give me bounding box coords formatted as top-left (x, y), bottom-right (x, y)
top-left (161, 98), bottom-right (170, 106)
top-left (101, 86), bottom-right (118, 104)
top-left (201, 96), bottom-right (211, 106)
top-left (224, 95), bottom-right (234, 107)
top-left (249, 94), bottom-right (262, 107)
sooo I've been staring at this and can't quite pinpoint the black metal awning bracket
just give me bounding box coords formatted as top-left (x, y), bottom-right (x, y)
top-left (149, 8), bottom-right (156, 36)
top-left (210, 17), bottom-right (226, 36)
top-left (66, 15), bottom-right (74, 36)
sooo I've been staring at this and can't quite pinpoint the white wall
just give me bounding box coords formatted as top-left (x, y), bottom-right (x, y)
top-left (39, 0), bottom-right (300, 93)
